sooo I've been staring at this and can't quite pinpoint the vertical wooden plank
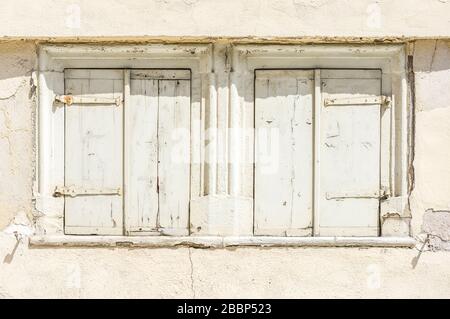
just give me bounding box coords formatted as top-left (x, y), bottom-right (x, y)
top-left (254, 70), bottom-right (314, 236)
top-left (228, 73), bottom-right (241, 196)
top-left (158, 79), bottom-right (191, 234)
top-left (243, 69), bottom-right (255, 199)
top-left (380, 73), bottom-right (392, 196)
top-left (319, 69), bottom-right (381, 236)
top-left (205, 72), bottom-right (217, 195)
top-left (313, 69), bottom-right (321, 236)
top-left (190, 73), bottom-right (202, 200)
top-left (125, 72), bottom-right (159, 233)
top-left (64, 69), bottom-right (123, 235)
top-left (123, 69), bottom-right (130, 235)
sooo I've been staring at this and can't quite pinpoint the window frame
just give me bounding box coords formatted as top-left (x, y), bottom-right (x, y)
top-left (32, 43), bottom-right (413, 246)
top-left (231, 44), bottom-right (410, 237)
top-left (35, 44), bottom-right (212, 235)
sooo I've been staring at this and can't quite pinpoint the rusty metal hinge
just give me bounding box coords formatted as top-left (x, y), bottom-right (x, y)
top-left (55, 95), bottom-right (121, 106)
top-left (53, 186), bottom-right (122, 198)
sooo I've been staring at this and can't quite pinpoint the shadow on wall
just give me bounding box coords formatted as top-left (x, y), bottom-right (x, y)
top-left (413, 40), bottom-right (450, 72)
top-left (411, 40), bottom-right (450, 250)
top-left (0, 41), bottom-right (37, 230)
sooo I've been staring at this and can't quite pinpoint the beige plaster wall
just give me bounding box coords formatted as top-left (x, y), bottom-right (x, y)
top-left (410, 40), bottom-right (450, 249)
top-left (1, 233), bottom-right (450, 298)
top-left (0, 0), bottom-right (449, 39)
top-left (0, 41), bottom-right (36, 229)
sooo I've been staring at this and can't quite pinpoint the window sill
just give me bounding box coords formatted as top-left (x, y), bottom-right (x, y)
top-left (29, 235), bottom-right (416, 248)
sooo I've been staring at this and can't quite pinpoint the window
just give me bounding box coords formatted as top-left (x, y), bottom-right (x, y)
top-left (233, 44), bottom-right (410, 242)
top-left (35, 45), bottom-right (208, 238)
top-left (34, 44), bottom-right (412, 246)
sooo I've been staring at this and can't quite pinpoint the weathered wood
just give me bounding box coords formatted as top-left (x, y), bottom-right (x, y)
top-left (313, 69), bottom-right (321, 236)
top-left (158, 79), bottom-right (191, 234)
top-left (318, 69), bottom-right (382, 236)
top-left (125, 73), bottom-right (159, 233)
top-left (126, 71), bottom-right (191, 235)
top-left (254, 70), bottom-right (314, 236)
top-left (130, 69), bottom-right (191, 80)
top-left (64, 69), bottom-right (192, 236)
top-left (64, 69), bottom-right (124, 235)
top-left (29, 235), bottom-right (417, 248)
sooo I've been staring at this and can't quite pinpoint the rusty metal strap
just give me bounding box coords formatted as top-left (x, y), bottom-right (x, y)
top-left (54, 186), bottom-right (122, 198)
top-left (324, 96), bottom-right (391, 107)
top-left (326, 189), bottom-right (388, 200)
top-left (55, 95), bottom-right (121, 106)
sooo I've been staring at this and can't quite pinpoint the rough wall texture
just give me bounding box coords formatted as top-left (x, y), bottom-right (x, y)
top-left (0, 0), bottom-right (449, 38)
top-left (0, 39), bottom-right (449, 297)
top-left (410, 40), bottom-right (450, 250)
top-left (0, 42), bottom-right (36, 230)
top-left (1, 233), bottom-right (450, 298)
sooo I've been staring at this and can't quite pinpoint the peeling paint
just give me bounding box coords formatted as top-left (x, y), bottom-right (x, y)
top-left (422, 209), bottom-right (450, 250)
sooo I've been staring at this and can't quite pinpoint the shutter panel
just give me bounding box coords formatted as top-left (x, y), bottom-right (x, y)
top-left (158, 79), bottom-right (190, 235)
top-left (64, 69), bottom-right (124, 235)
top-left (126, 70), bottom-right (191, 235)
top-left (254, 70), bottom-right (314, 236)
top-left (318, 69), bottom-right (382, 236)
top-left (125, 74), bottom-right (159, 233)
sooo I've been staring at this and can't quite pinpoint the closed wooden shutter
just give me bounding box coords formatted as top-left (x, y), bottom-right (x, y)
top-left (125, 70), bottom-right (191, 236)
top-left (318, 69), bottom-right (382, 236)
top-left (254, 69), bottom-right (385, 237)
top-left (254, 70), bottom-right (314, 236)
top-left (63, 69), bottom-right (191, 236)
top-left (64, 69), bottom-right (124, 235)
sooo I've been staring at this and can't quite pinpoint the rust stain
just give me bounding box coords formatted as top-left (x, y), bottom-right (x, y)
top-left (62, 95), bottom-right (74, 105)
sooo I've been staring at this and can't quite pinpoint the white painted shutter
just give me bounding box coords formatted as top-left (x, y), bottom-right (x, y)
top-left (254, 70), bottom-right (314, 236)
top-left (125, 70), bottom-right (191, 235)
top-left (64, 69), bottom-right (124, 235)
top-left (318, 69), bottom-right (382, 236)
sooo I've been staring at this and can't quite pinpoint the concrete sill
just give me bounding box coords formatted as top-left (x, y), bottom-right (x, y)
top-left (29, 235), bottom-right (417, 248)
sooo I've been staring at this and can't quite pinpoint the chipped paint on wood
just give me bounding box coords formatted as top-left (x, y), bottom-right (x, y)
top-left (64, 69), bottom-right (124, 235)
top-left (254, 70), bottom-right (313, 236)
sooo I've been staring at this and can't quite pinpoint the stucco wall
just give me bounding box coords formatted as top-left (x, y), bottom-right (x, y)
top-left (1, 233), bottom-right (450, 298)
top-left (1, 0), bottom-right (450, 38)
top-left (0, 42), bottom-right (36, 229)
top-left (410, 40), bottom-right (450, 249)
top-left (0, 39), bottom-right (449, 297)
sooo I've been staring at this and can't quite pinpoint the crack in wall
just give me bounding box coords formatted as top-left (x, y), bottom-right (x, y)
top-left (188, 247), bottom-right (196, 298)
top-left (406, 49), bottom-right (416, 219)
top-left (422, 209), bottom-right (450, 250)
top-left (0, 79), bottom-right (34, 176)
top-left (429, 40), bottom-right (438, 71)
top-left (0, 78), bottom-right (28, 100)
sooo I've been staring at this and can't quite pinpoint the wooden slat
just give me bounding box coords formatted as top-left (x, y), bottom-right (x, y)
top-left (157, 80), bottom-right (191, 233)
top-left (321, 69), bottom-right (382, 79)
top-left (130, 69), bottom-right (190, 80)
top-left (65, 69), bottom-right (124, 80)
top-left (125, 76), bottom-right (159, 233)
